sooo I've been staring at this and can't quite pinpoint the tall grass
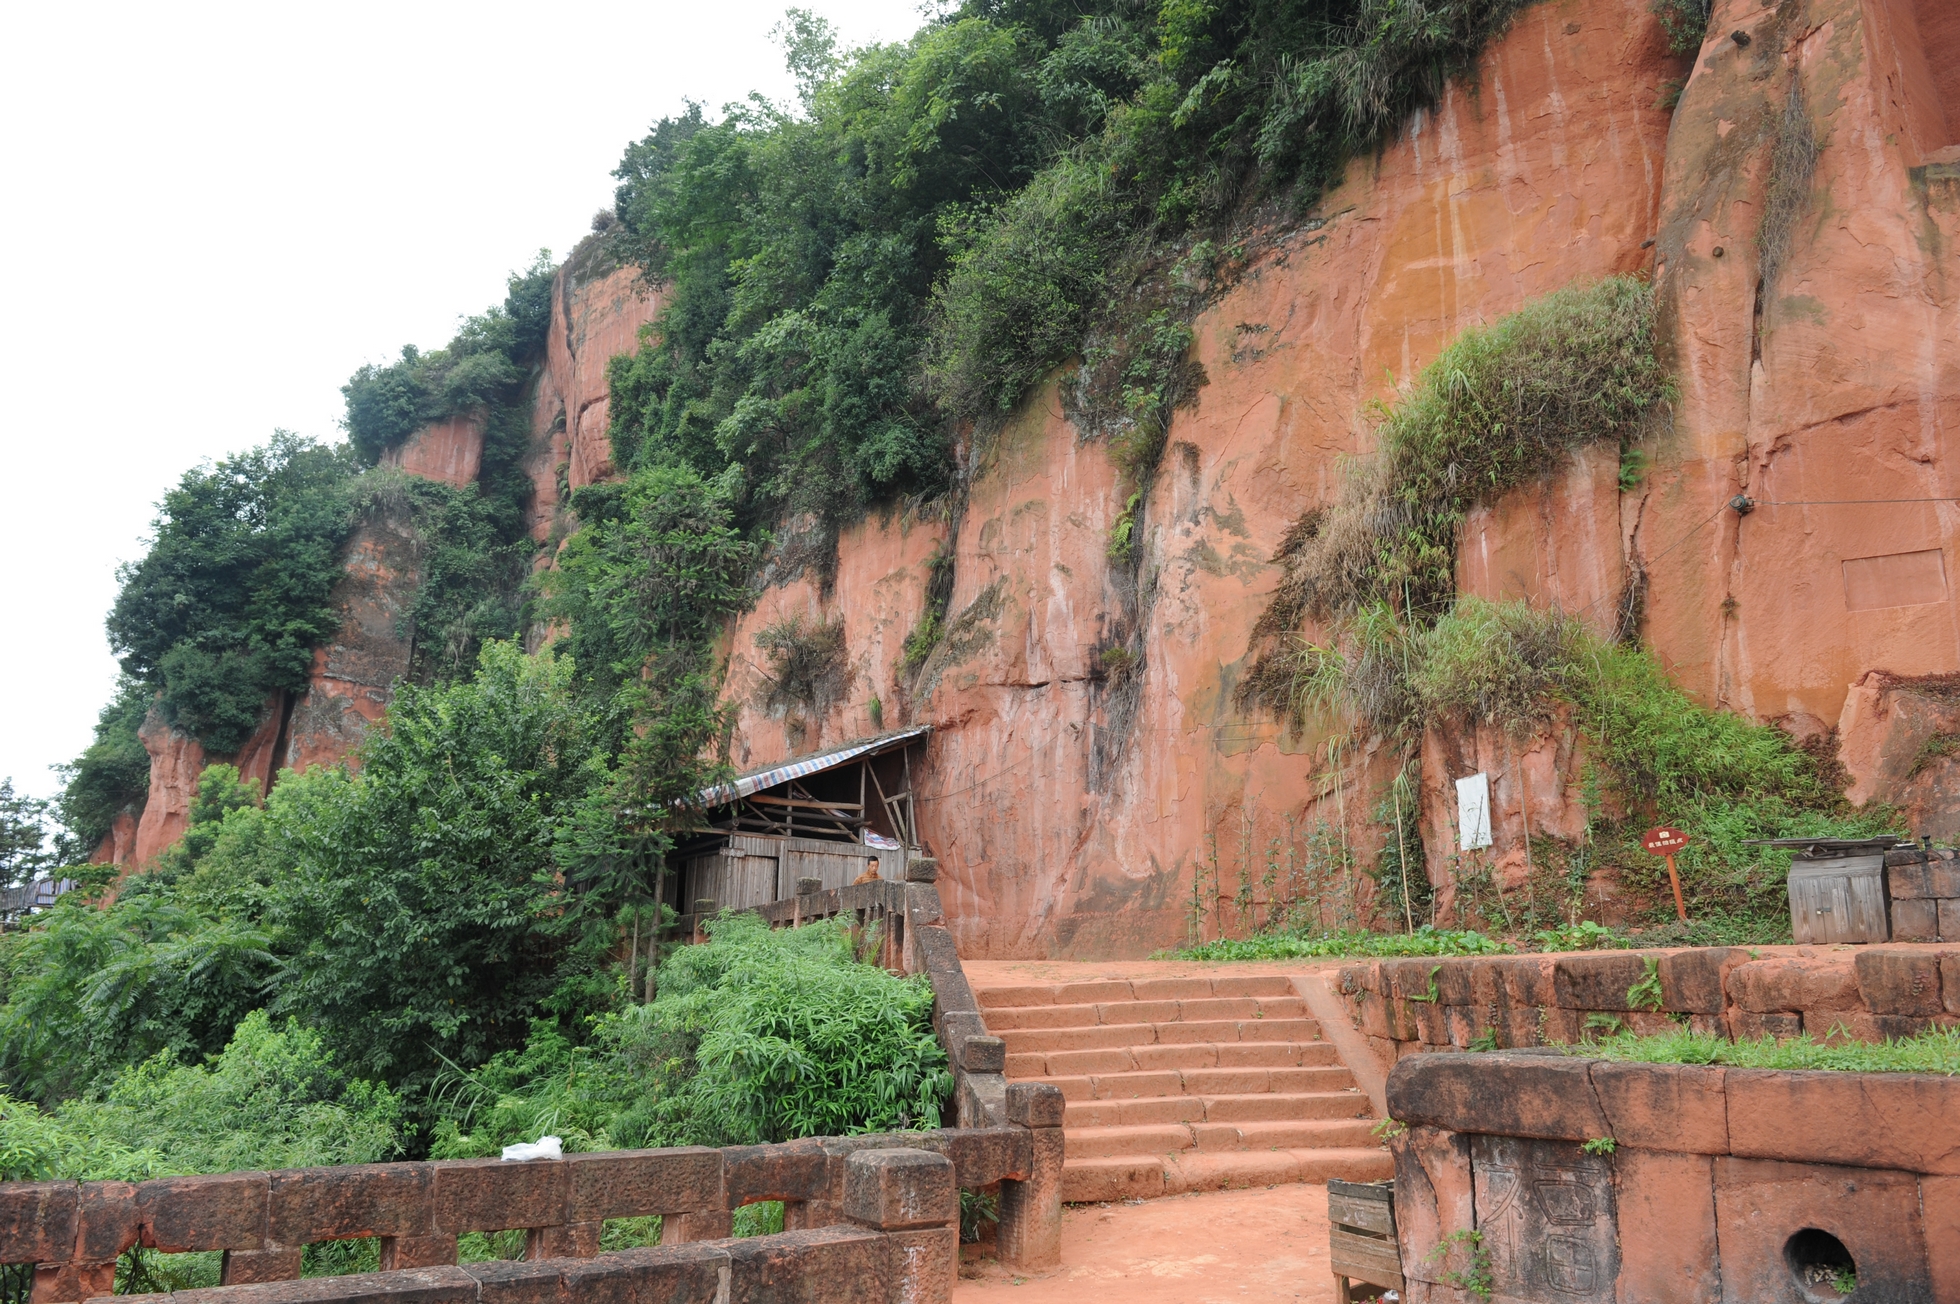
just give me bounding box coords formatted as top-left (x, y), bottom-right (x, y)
top-left (1249, 277), bottom-right (1667, 648)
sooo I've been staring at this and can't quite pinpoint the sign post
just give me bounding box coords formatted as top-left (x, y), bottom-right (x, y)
top-left (1642, 826), bottom-right (1691, 922)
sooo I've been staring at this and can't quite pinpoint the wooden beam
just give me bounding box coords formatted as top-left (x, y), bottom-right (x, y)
top-left (747, 795), bottom-right (866, 811)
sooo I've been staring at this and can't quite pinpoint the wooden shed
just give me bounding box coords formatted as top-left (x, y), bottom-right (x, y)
top-left (668, 726), bottom-right (930, 915)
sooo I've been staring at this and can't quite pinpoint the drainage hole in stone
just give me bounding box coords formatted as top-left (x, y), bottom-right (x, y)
top-left (1785, 1228), bottom-right (1856, 1301)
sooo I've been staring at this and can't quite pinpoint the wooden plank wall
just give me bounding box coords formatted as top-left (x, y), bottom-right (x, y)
top-left (681, 835), bottom-right (904, 912)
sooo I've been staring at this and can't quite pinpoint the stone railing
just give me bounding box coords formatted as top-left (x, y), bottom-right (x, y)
top-left (1337, 944), bottom-right (1960, 1063)
top-left (1384, 1050), bottom-right (1960, 1301)
top-left (3, 1083), bottom-right (1064, 1303)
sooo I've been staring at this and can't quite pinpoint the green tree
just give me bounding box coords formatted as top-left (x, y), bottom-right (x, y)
top-left (105, 433), bottom-right (358, 753)
top-left (55, 679), bottom-right (155, 860)
top-left (0, 780), bottom-right (53, 889)
top-left (268, 643), bottom-right (607, 1097)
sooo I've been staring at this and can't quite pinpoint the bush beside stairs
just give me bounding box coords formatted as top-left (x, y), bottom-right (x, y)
top-left (975, 973), bottom-right (1393, 1202)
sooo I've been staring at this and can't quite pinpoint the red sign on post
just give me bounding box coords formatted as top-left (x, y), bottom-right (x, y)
top-left (1643, 826), bottom-right (1690, 855)
top-left (1642, 826), bottom-right (1691, 921)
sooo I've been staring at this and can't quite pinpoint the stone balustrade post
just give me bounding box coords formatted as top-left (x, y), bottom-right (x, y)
top-left (843, 1150), bottom-right (958, 1304)
top-left (996, 1082), bottom-right (1064, 1269)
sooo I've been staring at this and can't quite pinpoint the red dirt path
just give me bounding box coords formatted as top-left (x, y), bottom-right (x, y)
top-left (956, 1185), bottom-right (1341, 1303)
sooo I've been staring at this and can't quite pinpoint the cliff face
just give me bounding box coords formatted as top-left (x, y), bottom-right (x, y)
top-left (722, 0), bottom-right (1682, 955)
top-left (523, 260), bottom-right (663, 544)
top-left (114, 0), bottom-right (1960, 955)
top-left (116, 254), bottom-right (660, 868)
top-left (709, 0), bottom-right (1960, 957)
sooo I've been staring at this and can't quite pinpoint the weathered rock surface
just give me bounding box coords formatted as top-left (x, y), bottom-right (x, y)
top-left (281, 496), bottom-right (424, 775)
top-left (523, 257), bottom-right (662, 544)
top-left (113, 0), bottom-right (1960, 946)
top-left (379, 413), bottom-right (484, 486)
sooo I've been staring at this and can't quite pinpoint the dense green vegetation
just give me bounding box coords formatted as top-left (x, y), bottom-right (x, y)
top-left (2, 656), bottom-right (941, 1172)
top-left (0, 1012), bottom-right (403, 1183)
top-left (105, 434), bottom-right (359, 756)
top-left (0, 780), bottom-right (53, 889)
top-left (432, 913), bottom-right (949, 1157)
top-left (13, 0), bottom-right (1738, 1222)
top-left (603, 0), bottom-right (1535, 543)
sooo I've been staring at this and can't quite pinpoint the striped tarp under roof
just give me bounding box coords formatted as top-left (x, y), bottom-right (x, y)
top-left (693, 725), bottom-right (931, 809)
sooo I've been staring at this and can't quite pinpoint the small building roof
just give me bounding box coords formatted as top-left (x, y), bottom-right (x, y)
top-left (693, 725), bottom-right (931, 809)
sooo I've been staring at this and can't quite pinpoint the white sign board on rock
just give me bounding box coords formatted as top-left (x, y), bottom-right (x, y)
top-left (1456, 773), bottom-right (1493, 851)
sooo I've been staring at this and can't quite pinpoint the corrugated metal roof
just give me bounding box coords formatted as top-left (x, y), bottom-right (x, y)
top-left (694, 725), bottom-right (931, 808)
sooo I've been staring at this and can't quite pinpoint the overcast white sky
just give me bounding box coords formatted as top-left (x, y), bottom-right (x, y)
top-left (0, 0), bottom-right (927, 805)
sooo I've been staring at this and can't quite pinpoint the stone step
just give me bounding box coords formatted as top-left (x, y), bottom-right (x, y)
top-left (974, 974), bottom-right (1298, 1009)
top-left (1038, 1063), bottom-right (1356, 1102)
top-left (979, 995), bottom-right (1308, 1030)
top-left (1008, 1038), bottom-right (1340, 1079)
top-left (996, 1017), bottom-right (1321, 1055)
top-left (1063, 1090), bottom-right (1373, 1129)
top-left (1061, 1147), bottom-right (1395, 1203)
top-left (1063, 1117), bottom-right (1380, 1160)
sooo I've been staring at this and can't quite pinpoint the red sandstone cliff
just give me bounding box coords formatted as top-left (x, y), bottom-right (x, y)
top-left (710, 0), bottom-right (1960, 956)
top-left (112, 0), bottom-right (1960, 959)
top-left (113, 246), bottom-right (659, 869)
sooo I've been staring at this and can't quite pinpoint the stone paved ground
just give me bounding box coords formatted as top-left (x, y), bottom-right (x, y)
top-left (956, 1184), bottom-right (1342, 1303)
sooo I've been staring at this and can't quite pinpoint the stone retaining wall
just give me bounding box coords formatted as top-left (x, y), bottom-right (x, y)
top-left (2, 1087), bottom-right (1064, 1303)
top-left (1337, 945), bottom-right (1960, 1063)
top-left (1386, 1051), bottom-right (1960, 1302)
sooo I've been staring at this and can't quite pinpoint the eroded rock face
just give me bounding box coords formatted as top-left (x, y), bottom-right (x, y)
top-left (110, 0), bottom-right (1960, 933)
top-left (281, 499), bottom-right (423, 776)
top-left (722, 512), bottom-right (948, 766)
top-left (523, 258), bottom-right (662, 544)
top-left (380, 413), bottom-right (484, 486)
top-left (708, 0), bottom-right (1684, 955)
top-left (129, 693), bottom-right (284, 867)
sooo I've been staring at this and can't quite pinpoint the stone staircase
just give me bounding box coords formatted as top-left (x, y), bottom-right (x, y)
top-left (975, 973), bottom-right (1393, 1203)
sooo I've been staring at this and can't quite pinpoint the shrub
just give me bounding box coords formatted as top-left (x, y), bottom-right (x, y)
top-left (341, 255), bottom-right (555, 464)
top-left (1651, 0), bottom-right (1711, 54)
top-left (268, 643), bottom-right (610, 1099)
top-left (55, 679), bottom-right (156, 858)
top-left (1275, 277), bottom-right (1668, 627)
top-left (0, 1011), bottom-right (401, 1183)
top-left (433, 913), bottom-right (951, 1155)
top-left (755, 615), bottom-right (854, 722)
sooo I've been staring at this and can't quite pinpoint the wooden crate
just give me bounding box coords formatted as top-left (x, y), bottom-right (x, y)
top-left (1328, 1179), bottom-right (1402, 1303)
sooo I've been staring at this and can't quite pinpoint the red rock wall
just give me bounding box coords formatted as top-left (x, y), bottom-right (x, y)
top-left (1635, 0), bottom-right (1960, 826)
top-left (902, 0), bottom-right (1679, 956)
top-left (721, 512), bottom-right (948, 767)
top-left (281, 497), bottom-right (424, 776)
top-left (715, 0), bottom-right (1960, 956)
top-left (110, 0), bottom-right (1960, 930)
top-left (523, 255), bottom-right (662, 545)
top-left (128, 693), bottom-right (284, 867)
top-left (380, 413), bottom-right (484, 486)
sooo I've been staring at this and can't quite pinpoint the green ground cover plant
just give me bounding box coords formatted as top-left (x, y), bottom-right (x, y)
top-left (1168, 923), bottom-right (1512, 961)
top-left (1575, 1026), bottom-right (1960, 1075)
top-left (1222, 276), bottom-right (1889, 946)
